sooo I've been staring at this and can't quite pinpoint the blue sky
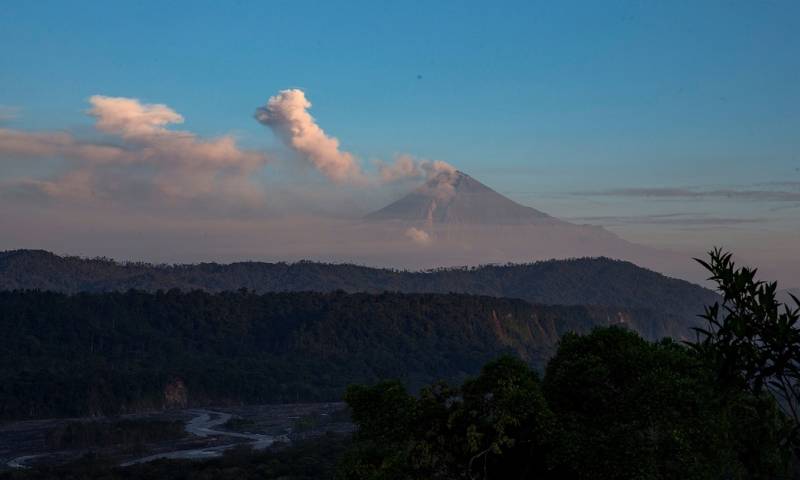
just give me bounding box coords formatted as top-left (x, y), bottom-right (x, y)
top-left (0, 0), bottom-right (798, 282)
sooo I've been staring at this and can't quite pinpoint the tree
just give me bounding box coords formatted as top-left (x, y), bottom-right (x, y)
top-left (338, 357), bottom-right (556, 480)
top-left (692, 248), bottom-right (800, 456)
top-left (338, 381), bottom-right (418, 480)
top-left (444, 356), bottom-right (555, 479)
top-left (543, 327), bottom-right (787, 479)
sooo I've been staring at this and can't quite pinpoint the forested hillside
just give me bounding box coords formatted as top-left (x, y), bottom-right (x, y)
top-left (0, 249), bottom-right (715, 336)
top-left (0, 289), bottom-right (662, 419)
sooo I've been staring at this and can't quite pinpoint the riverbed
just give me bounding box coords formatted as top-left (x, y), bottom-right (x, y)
top-left (1, 403), bottom-right (351, 470)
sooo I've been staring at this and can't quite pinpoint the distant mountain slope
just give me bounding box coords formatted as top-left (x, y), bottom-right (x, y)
top-left (0, 249), bottom-right (717, 340)
top-left (0, 289), bottom-right (668, 419)
top-left (366, 171), bottom-right (560, 225)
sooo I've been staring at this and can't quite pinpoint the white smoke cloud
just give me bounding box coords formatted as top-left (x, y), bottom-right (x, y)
top-left (378, 155), bottom-right (458, 188)
top-left (404, 227), bottom-right (432, 246)
top-left (419, 160), bottom-right (459, 201)
top-left (256, 89), bottom-right (458, 190)
top-left (0, 96), bottom-right (269, 206)
top-left (378, 154), bottom-right (424, 183)
top-left (255, 89), bottom-right (367, 185)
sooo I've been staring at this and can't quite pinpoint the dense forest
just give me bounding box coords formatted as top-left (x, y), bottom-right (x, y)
top-left (339, 329), bottom-right (795, 479)
top-left (0, 289), bottom-right (664, 419)
top-left (0, 250), bottom-right (715, 338)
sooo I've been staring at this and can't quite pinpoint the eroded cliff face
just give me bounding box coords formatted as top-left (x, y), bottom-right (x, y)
top-left (489, 309), bottom-right (557, 362)
top-left (486, 305), bottom-right (677, 369)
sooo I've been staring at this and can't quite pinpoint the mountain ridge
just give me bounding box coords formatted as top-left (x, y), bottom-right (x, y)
top-left (0, 249), bottom-right (717, 341)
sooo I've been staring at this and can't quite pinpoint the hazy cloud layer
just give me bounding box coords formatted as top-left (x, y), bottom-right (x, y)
top-left (0, 96), bottom-right (269, 207)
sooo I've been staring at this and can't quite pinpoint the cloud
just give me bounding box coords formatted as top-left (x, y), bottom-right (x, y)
top-left (88, 96), bottom-right (184, 139)
top-left (404, 227), bottom-right (432, 246)
top-left (769, 203), bottom-right (800, 212)
top-left (0, 128), bottom-right (127, 163)
top-left (756, 181), bottom-right (800, 188)
top-left (0, 96), bottom-right (269, 207)
top-left (571, 213), bottom-right (766, 227)
top-left (36, 170), bottom-right (96, 199)
top-left (2, 89), bottom-right (458, 217)
top-left (255, 89), bottom-right (367, 185)
top-left (579, 186), bottom-right (800, 202)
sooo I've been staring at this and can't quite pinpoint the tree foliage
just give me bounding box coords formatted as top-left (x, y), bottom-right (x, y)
top-left (338, 356), bottom-right (556, 480)
top-left (546, 328), bottom-right (789, 479)
top-left (691, 248), bottom-right (800, 455)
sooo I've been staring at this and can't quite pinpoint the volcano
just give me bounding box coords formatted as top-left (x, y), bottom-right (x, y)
top-left (366, 170), bottom-right (565, 225)
top-left (365, 170), bottom-right (566, 225)
top-left (360, 170), bottom-right (703, 281)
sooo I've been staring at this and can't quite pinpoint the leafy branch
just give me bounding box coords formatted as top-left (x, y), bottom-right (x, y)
top-left (691, 248), bottom-right (800, 452)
